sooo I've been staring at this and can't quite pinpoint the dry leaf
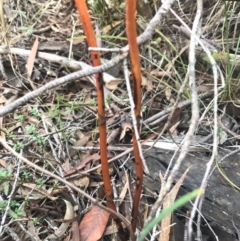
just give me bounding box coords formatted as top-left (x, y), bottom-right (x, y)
top-left (0, 95), bottom-right (7, 104)
top-left (50, 24), bottom-right (60, 32)
top-left (141, 75), bottom-right (153, 92)
top-left (0, 159), bottom-right (7, 168)
top-left (141, 74), bottom-right (147, 86)
top-left (0, 87), bottom-right (18, 105)
top-left (165, 88), bottom-right (171, 101)
top-left (26, 37), bottom-right (38, 90)
top-left (159, 168), bottom-right (190, 241)
top-left (95, 23), bottom-right (101, 48)
top-left (118, 172), bottom-right (129, 206)
top-left (46, 68), bottom-right (57, 77)
top-left (26, 209), bottom-right (41, 241)
top-left (197, 85), bottom-right (214, 92)
top-left (27, 37), bottom-right (38, 78)
top-left (72, 214), bottom-right (80, 241)
top-left (0, 105), bottom-right (4, 140)
top-left (3, 4), bottom-right (14, 21)
top-left (64, 153), bottom-right (101, 176)
top-left (72, 38), bottom-right (85, 45)
top-left (107, 128), bottom-right (120, 144)
top-left (169, 120), bottom-right (180, 135)
top-left (73, 176), bottom-right (90, 189)
top-left (76, 132), bottom-right (92, 145)
top-left (102, 20), bottom-right (121, 33)
top-left (104, 223), bottom-right (118, 235)
top-left (170, 97), bottom-right (175, 104)
top-left (169, 108), bottom-right (182, 128)
top-left (18, 183), bottom-right (57, 201)
top-left (150, 70), bottom-right (170, 77)
top-left (103, 73), bottom-right (123, 90)
top-left (45, 199), bottom-right (74, 240)
top-left (89, 181), bottom-right (104, 187)
top-left (119, 122), bottom-right (132, 141)
top-left (68, 134), bottom-right (92, 158)
top-left (106, 113), bottom-right (120, 126)
top-left (79, 206), bottom-right (110, 241)
top-left (219, 130), bottom-right (228, 145)
top-left (6, 122), bottom-right (22, 133)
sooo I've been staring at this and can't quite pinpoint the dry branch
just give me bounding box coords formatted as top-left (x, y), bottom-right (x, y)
top-left (0, 0), bottom-right (177, 117)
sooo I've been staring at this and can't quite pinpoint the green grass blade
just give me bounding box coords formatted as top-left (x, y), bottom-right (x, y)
top-left (138, 188), bottom-right (202, 241)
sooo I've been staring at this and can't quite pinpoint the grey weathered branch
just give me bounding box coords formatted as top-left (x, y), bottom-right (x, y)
top-left (0, 0), bottom-right (176, 117)
top-left (0, 51), bottom-right (127, 116)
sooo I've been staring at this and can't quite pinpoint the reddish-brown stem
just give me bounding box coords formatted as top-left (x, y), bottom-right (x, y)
top-left (74, 1), bottom-right (129, 239)
top-left (126, 0), bottom-right (144, 232)
top-left (74, 0), bottom-right (110, 209)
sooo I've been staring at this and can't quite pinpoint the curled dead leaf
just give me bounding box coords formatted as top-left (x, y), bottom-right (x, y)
top-left (119, 122), bottom-right (132, 141)
top-left (45, 199), bottom-right (74, 240)
top-left (103, 73), bottom-right (123, 90)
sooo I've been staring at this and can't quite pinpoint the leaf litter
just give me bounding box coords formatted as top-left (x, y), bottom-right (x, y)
top-left (0, 0), bottom-right (239, 241)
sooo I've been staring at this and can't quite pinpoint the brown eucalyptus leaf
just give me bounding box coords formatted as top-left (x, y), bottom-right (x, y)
top-left (26, 37), bottom-right (38, 90)
top-left (79, 206), bottom-right (109, 241)
top-left (72, 214), bottom-right (80, 241)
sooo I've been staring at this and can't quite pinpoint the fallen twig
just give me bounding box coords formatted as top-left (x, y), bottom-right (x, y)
top-left (0, 137), bottom-right (135, 240)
